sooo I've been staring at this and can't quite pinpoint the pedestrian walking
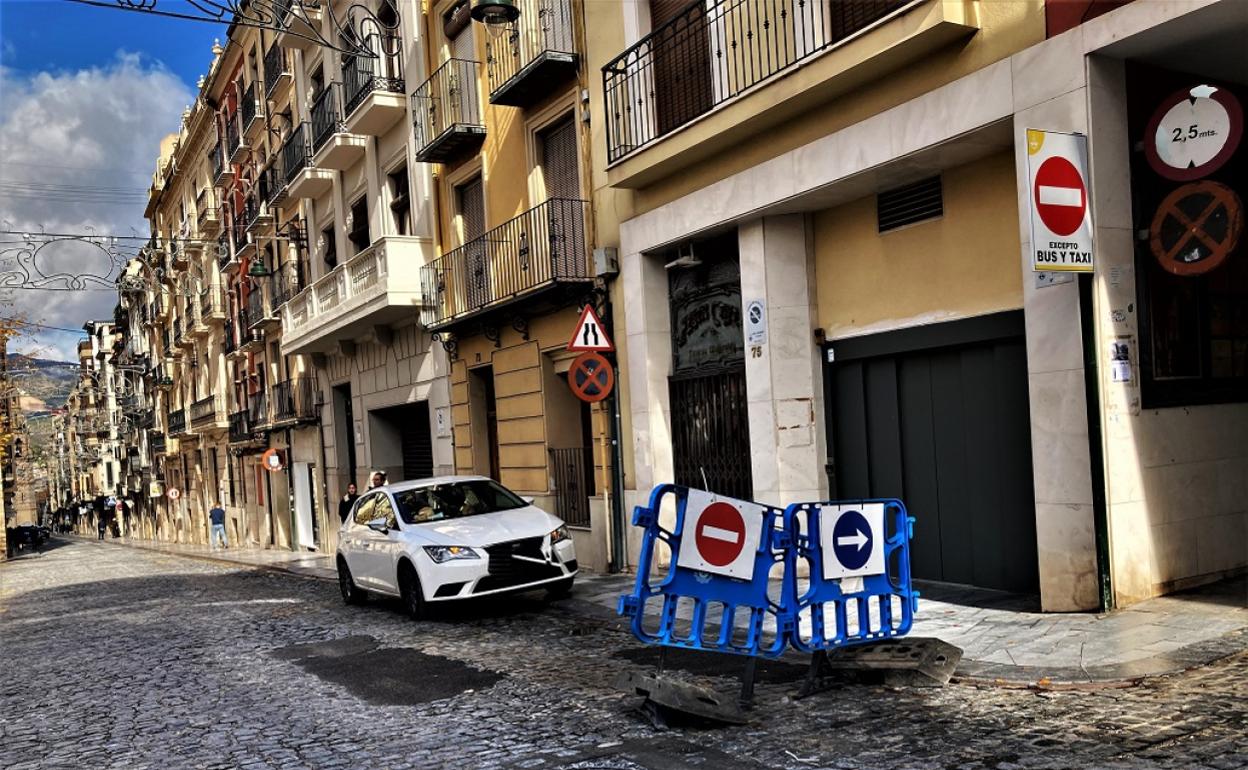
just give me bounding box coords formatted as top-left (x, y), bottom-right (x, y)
top-left (368, 470), bottom-right (388, 490)
top-left (209, 502), bottom-right (228, 550)
top-left (338, 482), bottom-right (359, 524)
top-left (96, 515), bottom-right (107, 541)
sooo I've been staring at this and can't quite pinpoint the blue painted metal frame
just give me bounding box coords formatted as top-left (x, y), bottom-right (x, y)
top-left (618, 484), bottom-right (793, 658)
top-left (784, 499), bottom-right (918, 653)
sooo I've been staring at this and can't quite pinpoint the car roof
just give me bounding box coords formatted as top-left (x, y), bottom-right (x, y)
top-left (374, 475), bottom-right (497, 493)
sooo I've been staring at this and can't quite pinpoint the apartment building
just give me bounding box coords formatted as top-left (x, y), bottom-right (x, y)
top-left (606, 0), bottom-right (1247, 609)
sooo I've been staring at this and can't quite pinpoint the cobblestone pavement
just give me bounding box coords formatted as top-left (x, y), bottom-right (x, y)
top-left (2, 540), bottom-right (1246, 770)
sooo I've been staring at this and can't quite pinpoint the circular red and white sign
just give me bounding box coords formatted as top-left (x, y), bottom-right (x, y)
top-left (167, 488), bottom-right (181, 501)
top-left (1033, 156), bottom-right (1087, 237)
top-left (1145, 85), bottom-right (1242, 182)
top-left (694, 501), bottom-right (747, 567)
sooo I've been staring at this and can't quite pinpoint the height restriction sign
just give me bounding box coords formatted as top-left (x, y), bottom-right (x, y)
top-left (1026, 129), bottom-right (1095, 273)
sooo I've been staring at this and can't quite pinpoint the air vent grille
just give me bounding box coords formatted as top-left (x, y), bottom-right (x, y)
top-left (877, 175), bottom-right (943, 233)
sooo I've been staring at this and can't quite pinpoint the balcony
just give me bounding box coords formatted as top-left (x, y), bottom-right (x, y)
top-left (264, 43), bottom-right (292, 98)
top-left (216, 233), bottom-right (233, 272)
top-left (310, 83), bottom-right (366, 170)
top-left (421, 198), bottom-right (589, 330)
top-left (282, 123), bottom-right (333, 199)
top-left (237, 313), bottom-right (264, 354)
top-left (149, 429), bottom-right (167, 455)
top-left (245, 287), bottom-right (280, 332)
top-left (227, 410), bottom-right (260, 444)
top-left (170, 237), bottom-right (188, 268)
top-left (198, 202), bottom-right (221, 235)
top-left (167, 408), bottom-right (189, 437)
top-left (283, 234), bottom-right (432, 354)
top-left (190, 396), bottom-right (228, 432)
top-left (174, 317), bottom-right (194, 350)
top-left (200, 285), bottom-right (227, 326)
top-left (272, 261), bottom-right (303, 310)
top-left (211, 140), bottom-right (230, 186)
top-left (263, 157), bottom-right (288, 208)
top-left (271, 377), bottom-right (318, 425)
top-left (486, 0), bottom-right (578, 107)
top-left (413, 58), bottom-right (486, 164)
top-left (342, 36), bottom-right (406, 136)
top-left (248, 390), bottom-right (271, 432)
top-left (230, 217), bottom-right (252, 264)
top-left (240, 81), bottom-right (262, 137)
top-left (226, 113), bottom-right (245, 163)
top-left (275, 0), bottom-right (324, 50)
top-left (245, 186), bottom-right (273, 234)
top-left (602, 0), bottom-right (976, 185)
top-left (223, 320), bottom-right (237, 355)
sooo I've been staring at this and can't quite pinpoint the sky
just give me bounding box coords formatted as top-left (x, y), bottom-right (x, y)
top-left (0, 0), bottom-right (225, 362)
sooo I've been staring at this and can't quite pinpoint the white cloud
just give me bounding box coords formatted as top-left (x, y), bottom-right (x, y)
top-left (0, 52), bottom-right (192, 361)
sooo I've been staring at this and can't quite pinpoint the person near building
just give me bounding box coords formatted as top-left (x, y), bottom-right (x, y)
top-left (338, 482), bottom-right (359, 524)
top-left (209, 502), bottom-right (228, 550)
top-left (368, 471), bottom-right (387, 490)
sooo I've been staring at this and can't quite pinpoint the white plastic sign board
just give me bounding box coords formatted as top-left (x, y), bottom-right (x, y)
top-left (745, 299), bottom-right (767, 345)
top-left (1026, 129), bottom-right (1094, 273)
top-left (676, 488), bottom-right (765, 581)
top-left (567, 304), bottom-right (614, 352)
top-left (819, 503), bottom-right (886, 581)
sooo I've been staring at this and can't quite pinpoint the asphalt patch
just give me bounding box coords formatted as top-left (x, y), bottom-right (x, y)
top-left (512, 737), bottom-right (776, 770)
top-left (611, 646), bottom-right (807, 685)
top-left (272, 635), bottom-right (505, 706)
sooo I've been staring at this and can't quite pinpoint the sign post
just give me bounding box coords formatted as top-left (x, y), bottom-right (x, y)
top-left (1026, 129), bottom-right (1094, 273)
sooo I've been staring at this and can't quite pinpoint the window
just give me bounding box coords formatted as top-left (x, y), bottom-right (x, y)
top-left (374, 494), bottom-right (398, 529)
top-left (321, 224), bottom-right (337, 269)
top-left (456, 176), bottom-right (485, 242)
top-left (389, 166), bottom-right (411, 235)
top-left (538, 116), bottom-right (579, 201)
top-left (348, 197), bottom-right (370, 253)
top-left (353, 492), bottom-right (378, 525)
top-left (394, 479), bottom-right (526, 524)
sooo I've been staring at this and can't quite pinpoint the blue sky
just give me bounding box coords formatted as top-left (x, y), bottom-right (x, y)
top-left (0, 1), bottom-right (228, 362)
top-left (1, 0), bottom-right (222, 87)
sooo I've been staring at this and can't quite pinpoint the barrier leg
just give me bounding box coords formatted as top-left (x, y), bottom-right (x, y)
top-left (738, 656), bottom-right (758, 711)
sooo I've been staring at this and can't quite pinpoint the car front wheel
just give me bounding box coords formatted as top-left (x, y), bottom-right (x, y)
top-left (398, 563), bottom-right (425, 621)
top-left (338, 558), bottom-right (366, 605)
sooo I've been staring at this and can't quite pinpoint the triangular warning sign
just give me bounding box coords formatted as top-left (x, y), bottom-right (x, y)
top-left (567, 304), bottom-right (614, 352)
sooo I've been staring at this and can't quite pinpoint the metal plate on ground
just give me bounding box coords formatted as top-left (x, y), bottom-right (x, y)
top-left (615, 671), bottom-right (748, 727)
top-left (797, 637), bottom-right (963, 697)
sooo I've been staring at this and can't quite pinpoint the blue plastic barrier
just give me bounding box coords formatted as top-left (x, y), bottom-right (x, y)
top-left (618, 484), bottom-right (793, 658)
top-left (784, 499), bottom-right (918, 653)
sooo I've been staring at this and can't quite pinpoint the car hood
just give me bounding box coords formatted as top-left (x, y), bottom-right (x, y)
top-left (405, 506), bottom-right (563, 547)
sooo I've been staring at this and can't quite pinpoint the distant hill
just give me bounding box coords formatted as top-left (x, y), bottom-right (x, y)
top-left (5, 354), bottom-right (77, 410)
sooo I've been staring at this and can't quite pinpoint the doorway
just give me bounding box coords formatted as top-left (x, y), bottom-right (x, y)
top-left (824, 311), bottom-right (1039, 594)
top-left (468, 366), bottom-right (500, 480)
top-left (369, 402), bottom-right (434, 482)
top-left (332, 383), bottom-right (356, 486)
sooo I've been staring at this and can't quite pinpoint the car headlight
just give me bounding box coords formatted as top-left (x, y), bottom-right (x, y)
top-left (549, 525), bottom-right (570, 545)
top-left (423, 545), bottom-right (480, 563)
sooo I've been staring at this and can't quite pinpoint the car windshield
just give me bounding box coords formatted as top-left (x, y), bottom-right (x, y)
top-left (393, 480), bottom-right (528, 525)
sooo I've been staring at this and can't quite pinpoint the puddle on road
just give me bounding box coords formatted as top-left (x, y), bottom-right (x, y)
top-left (271, 635), bottom-right (505, 706)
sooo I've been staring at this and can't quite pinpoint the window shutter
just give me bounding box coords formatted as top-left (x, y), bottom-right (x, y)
top-left (540, 117), bottom-right (579, 201)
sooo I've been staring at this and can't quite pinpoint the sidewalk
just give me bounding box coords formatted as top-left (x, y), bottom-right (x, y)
top-left (90, 535), bottom-right (1246, 685)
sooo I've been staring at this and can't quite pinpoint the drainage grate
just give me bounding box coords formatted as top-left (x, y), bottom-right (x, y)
top-left (877, 175), bottom-right (943, 232)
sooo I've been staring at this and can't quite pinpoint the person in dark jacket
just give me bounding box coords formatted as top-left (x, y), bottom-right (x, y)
top-left (338, 483), bottom-right (359, 524)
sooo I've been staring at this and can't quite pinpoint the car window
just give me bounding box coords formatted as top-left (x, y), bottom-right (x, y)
top-left (374, 494), bottom-right (398, 530)
top-left (394, 480), bottom-right (527, 525)
top-left (353, 494), bottom-right (377, 526)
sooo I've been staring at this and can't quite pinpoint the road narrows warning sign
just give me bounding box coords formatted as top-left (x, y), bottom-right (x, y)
top-left (567, 304), bottom-right (614, 352)
top-left (1026, 129), bottom-right (1094, 273)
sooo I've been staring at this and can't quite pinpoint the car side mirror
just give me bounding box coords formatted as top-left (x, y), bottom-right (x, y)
top-left (367, 519), bottom-right (389, 533)
top-left (522, 496), bottom-right (535, 505)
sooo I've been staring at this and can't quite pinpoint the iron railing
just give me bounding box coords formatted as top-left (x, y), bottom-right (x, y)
top-left (190, 396), bottom-right (223, 427)
top-left (210, 140), bottom-right (224, 182)
top-left (412, 58), bottom-right (484, 156)
top-left (264, 43), bottom-right (290, 97)
top-left (172, 317), bottom-right (183, 346)
top-left (225, 112), bottom-right (241, 158)
top-left (310, 83), bottom-right (345, 152)
top-left (231, 217), bottom-right (249, 254)
top-left (264, 157), bottom-right (287, 206)
top-left (670, 367), bottom-right (753, 499)
top-left (272, 263), bottom-right (301, 309)
top-left (149, 430), bottom-right (166, 455)
top-left (282, 123), bottom-right (312, 186)
top-left (217, 233), bottom-right (231, 270)
top-left (245, 288), bottom-right (267, 328)
top-left (168, 408), bottom-right (187, 435)
top-left (343, 34), bottom-right (404, 115)
top-left (223, 320), bottom-right (237, 354)
top-left (549, 447), bottom-right (592, 527)
top-left (247, 390), bottom-right (270, 429)
top-left (486, 0), bottom-right (576, 95)
top-left (603, 0), bottom-right (910, 161)
top-left (200, 285), bottom-right (224, 319)
top-left (421, 198), bottom-right (589, 327)
top-left (271, 378), bottom-right (317, 423)
top-left (227, 410), bottom-right (251, 443)
top-left (240, 81), bottom-right (259, 130)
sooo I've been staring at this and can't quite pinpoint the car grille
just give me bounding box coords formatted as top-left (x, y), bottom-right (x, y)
top-left (476, 537), bottom-right (562, 593)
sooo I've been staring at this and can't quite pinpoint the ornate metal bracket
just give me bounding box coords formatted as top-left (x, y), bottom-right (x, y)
top-left (482, 324), bottom-right (501, 349)
top-left (509, 314), bottom-right (530, 341)
top-left (431, 331), bottom-right (457, 361)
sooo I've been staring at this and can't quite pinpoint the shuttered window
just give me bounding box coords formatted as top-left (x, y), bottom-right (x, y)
top-left (539, 116), bottom-right (579, 201)
top-left (457, 176), bottom-right (485, 241)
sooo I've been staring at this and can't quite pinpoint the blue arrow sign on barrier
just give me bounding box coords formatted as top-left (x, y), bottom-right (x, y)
top-left (832, 509), bottom-right (873, 570)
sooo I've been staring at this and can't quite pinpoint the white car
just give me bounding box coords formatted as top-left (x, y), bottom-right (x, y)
top-left (335, 475), bottom-right (578, 618)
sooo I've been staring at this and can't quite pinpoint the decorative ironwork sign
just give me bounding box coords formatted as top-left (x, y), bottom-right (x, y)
top-left (0, 230), bottom-right (130, 292)
top-left (64, 0), bottom-right (401, 59)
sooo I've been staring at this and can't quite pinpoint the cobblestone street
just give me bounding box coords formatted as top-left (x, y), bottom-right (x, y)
top-left (2, 540), bottom-right (1246, 770)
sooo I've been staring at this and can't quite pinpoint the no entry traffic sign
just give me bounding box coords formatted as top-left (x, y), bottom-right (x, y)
top-left (1026, 129), bottom-right (1094, 272)
top-left (819, 504), bottom-right (886, 580)
top-left (568, 351), bottom-right (614, 403)
top-left (676, 488), bottom-right (765, 580)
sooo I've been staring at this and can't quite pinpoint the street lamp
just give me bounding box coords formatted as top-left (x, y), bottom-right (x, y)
top-left (247, 259), bottom-right (272, 278)
top-left (470, 0), bottom-right (519, 38)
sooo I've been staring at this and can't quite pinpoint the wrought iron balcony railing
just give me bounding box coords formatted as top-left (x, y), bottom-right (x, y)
top-left (343, 34), bottom-right (404, 115)
top-left (263, 157), bottom-right (287, 206)
top-left (227, 410), bottom-right (251, 443)
top-left (225, 112), bottom-right (241, 158)
top-left (412, 58), bottom-right (485, 163)
top-left (310, 83), bottom-right (346, 153)
top-left (245, 288), bottom-right (268, 329)
top-left (247, 390), bottom-right (270, 429)
top-left (149, 429), bottom-right (166, 455)
top-left (486, 0), bottom-right (577, 106)
top-left (200, 285), bottom-right (225, 319)
top-left (603, 0), bottom-right (909, 162)
top-left (231, 217), bottom-right (249, 254)
top-left (210, 140), bottom-right (225, 183)
top-left (190, 396), bottom-right (224, 428)
top-left (216, 233), bottom-right (231, 270)
top-left (420, 198), bottom-right (589, 328)
top-left (167, 408), bottom-right (187, 435)
top-left (282, 123), bottom-right (312, 186)
top-left (271, 377), bottom-right (317, 424)
top-left (272, 262), bottom-right (302, 309)
top-left (240, 81), bottom-right (260, 131)
top-left (264, 43), bottom-right (290, 97)
top-left (223, 320), bottom-right (237, 354)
